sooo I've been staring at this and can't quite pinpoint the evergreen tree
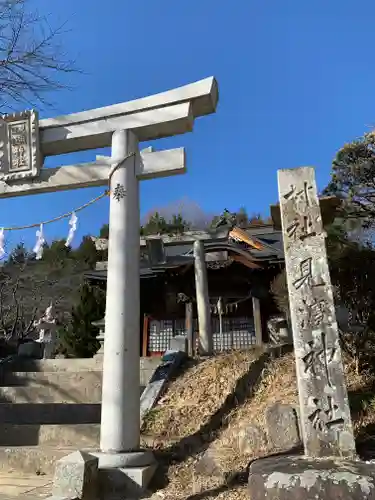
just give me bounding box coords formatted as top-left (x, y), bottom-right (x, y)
top-left (140, 212), bottom-right (190, 236)
top-left (141, 212), bottom-right (167, 235)
top-left (167, 213), bottom-right (190, 234)
top-left (9, 242), bottom-right (30, 265)
top-left (235, 207), bottom-right (249, 227)
top-left (43, 239), bottom-right (71, 267)
top-left (325, 130), bottom-right (375, 240)
top-left (99, 224), bottom-right (109, 239)
top-left (59, 283), bottom-right (106, 358)
top-left (73, 236), bottom-right (98, 269)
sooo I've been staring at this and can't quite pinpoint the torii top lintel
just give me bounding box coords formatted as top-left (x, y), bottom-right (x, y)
top-left (40, 76), bottom-right (218, 156)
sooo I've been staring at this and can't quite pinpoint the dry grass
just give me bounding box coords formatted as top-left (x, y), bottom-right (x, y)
top-left (143, 349), bottom-right (264, 500)
top-left (144, 349), bottom-right (375, 500)
top-left (211, 353), bottom-right (298, 475)
top-left (148, 463), bottom-right (248, 500)
top-left (142, 348), bottom-right (263, 441)
top-left (344, 358), bottom-right (375, 445)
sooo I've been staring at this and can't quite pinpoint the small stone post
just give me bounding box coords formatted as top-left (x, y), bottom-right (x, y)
top-left (278, 166), bottom-right (356, 458)
top-left (193, 239), bottom-right (213, 355)
top-left (185, 301), bottom-right (194, 356)
top-left (217, 297), bottom-right (224, 352)
top-left (252, 296), bottom-right (263, 346)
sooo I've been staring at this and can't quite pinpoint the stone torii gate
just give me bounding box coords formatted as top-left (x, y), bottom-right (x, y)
top-left (0, 77), bottom-right (218, 488)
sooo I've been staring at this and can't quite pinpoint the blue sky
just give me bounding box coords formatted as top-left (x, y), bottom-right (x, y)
top-left (3, 0), bottom-right (375, 251)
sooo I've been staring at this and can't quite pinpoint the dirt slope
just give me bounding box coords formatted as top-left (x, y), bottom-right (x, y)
top-left (141, 349), bottom-right (375, 500)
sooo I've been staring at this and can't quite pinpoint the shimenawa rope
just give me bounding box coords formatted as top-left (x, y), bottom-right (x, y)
top-left (1, 152), bottom-right (136, 232)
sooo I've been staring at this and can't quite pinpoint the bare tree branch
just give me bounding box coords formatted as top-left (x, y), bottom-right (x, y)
top-left (0, 0), bottom-right (79, 111)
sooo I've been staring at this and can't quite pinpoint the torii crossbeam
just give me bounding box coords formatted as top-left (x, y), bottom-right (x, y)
top-left (0, 76), bottom-right (218, 490)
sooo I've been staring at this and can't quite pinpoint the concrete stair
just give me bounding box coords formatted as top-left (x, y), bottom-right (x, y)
top-left (0, 402), bottom-right (102, 424)
top-left (0, 371), bottom-right (103, 403)
top-left (0, 356), bottom-right (161, 474)
top-left (0, 423), bottom-right (100, 447)
top-left (0, 445), bottom-right (87, 474)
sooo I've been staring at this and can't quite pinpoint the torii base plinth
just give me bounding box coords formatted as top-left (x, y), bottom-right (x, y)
top-left (93, 450), bottom-right (157, 496)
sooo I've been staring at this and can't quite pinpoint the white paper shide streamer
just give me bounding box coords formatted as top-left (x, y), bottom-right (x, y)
top-left (33, 224), bottom-right (45, 260)
top-left (0, 228), bottom-right (5, 259)
top-left (2, 189), bottom-right (105, 262)
top-left (65, 212), bottom-right (78, 247)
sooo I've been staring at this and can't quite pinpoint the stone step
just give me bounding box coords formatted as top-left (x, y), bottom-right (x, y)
top-left (0, 403), bottom-right (101, 424)
top-left (0, 369), bottom-right (102, 387)
top-left (9, 357), bottom-right (161, 373)
top-left (0, 371), bottom-right (146, 404)
top-left (0, 445), bottom-right (94, 475)
top-left (4, 357), bottom-right (161, 386)
top-left (8, 358), bottom-right (103, 373)
top-left (0, 424), bottom-right (100, 447)
top-left (1, 366), bottom-right (154, 389)
top-left (0, 385), bottom-right (145, 424)
top-left (0, 371), bottom-right (103, 403)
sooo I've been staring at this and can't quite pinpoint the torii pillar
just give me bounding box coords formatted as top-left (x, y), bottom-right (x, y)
top-left (0, 77), bottom-right (218, 490)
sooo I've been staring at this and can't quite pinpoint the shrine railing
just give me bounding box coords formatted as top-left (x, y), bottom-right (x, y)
top-left (148, 316), bottom-right (256, 354)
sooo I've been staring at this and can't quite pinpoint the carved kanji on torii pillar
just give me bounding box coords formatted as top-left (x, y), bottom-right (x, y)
top-left (0, 77), bottom-right (219, 490)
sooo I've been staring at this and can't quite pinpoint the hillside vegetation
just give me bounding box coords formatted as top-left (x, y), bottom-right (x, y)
top-left (141, 350), bottom-right (375, 500)
top-left (0, 237), bottom-right (102, 354)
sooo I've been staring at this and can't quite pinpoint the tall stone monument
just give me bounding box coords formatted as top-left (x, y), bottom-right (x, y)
top-left (277, 166), bottom-right (355, 458)
top-left (247, 167), bottom-right (375, 500)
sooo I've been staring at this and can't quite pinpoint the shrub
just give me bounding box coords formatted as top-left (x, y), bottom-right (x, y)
top-left (270, 269), bottom-right (290, 320)
top-left (59, 283), bottom-right (105, 358)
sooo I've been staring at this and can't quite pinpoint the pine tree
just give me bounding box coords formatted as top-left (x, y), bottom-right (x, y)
top-left (73, 236), bottom-right (98, 269)
top-left (141, 212), bottom-right (167, 235)
top-left (99, 224), bottom-right (109, 239)
top-left (59, 283), bottom-right (106, 358)
top-left (168, 214), bottom-right (190, 234)
top-left (43, 239), bottom-right (71, 267)
top-left (9, 242), bottom-right (30, 265)
top-left (235, 207), bottom-right (249, 228)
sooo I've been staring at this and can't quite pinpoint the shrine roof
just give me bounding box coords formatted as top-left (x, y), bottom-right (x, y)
top-left (243, 230), bottom-right (284, 259)
top-left (85, 226), bottom-right (284, 283)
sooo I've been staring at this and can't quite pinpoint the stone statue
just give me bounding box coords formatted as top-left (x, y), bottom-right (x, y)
top-left (34, 302), bottom-right (58, 359)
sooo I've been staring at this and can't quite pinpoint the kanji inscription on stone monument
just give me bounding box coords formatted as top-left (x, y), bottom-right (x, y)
top-left (0, 110), bottom-right (40, 181)
top-left (278, 166), bottom-right (356, 458)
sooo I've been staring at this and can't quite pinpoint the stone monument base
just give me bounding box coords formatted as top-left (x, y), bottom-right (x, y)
top-left (248, 455), bottom-right (375, 500)
top-left (93, 449), bottom-right (157, 496)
